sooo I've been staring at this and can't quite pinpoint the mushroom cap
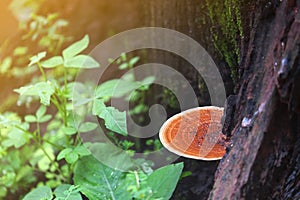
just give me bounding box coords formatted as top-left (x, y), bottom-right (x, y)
top-left (159, 106), bottom-right (226, 160)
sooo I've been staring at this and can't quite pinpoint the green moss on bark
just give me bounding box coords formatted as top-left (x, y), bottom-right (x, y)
top-left (205, 0), bottom-right (243, 83)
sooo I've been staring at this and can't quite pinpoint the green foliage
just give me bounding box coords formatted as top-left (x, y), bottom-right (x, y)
top-left (1, 6), bottom-right (183, 198)
top-left (74, 155), bottom-right (183, 200)
top-left (15, 82), bottom-right (55, 106)
top-left (53, 184), bottom-right (82, 200)
top-left (0, 12), bottom-right (71, 80)
top-left (23, 13), bottom-right (70, 54)
top-left (93, 99), bottom-right (128, 136)
top-left (57, 145), bottom-right (91, 164)
top-left (23, 184), bottom-right (82, 200)
top-left (205, 0), bottom-right (243, 83)
top-left (109, 53), bottom-right (140, 70)
top-left (0, 32), bottom-right (183, 200)
top-left (23, 186), bottom-right (53, 200)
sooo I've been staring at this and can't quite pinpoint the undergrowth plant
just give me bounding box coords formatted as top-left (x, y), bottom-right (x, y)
top-left (0, 34), bottom-right (183, 200)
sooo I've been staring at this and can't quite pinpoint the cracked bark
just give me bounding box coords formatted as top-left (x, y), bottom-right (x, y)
top-left (210, 1), bottom-right (300, 199)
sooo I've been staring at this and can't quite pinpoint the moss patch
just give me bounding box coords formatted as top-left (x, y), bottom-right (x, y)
top-left (205, 0), bottom-right (243, 83)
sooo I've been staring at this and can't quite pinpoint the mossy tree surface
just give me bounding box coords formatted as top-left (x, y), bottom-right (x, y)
top-left (205, 0), bottom-right (243, 83)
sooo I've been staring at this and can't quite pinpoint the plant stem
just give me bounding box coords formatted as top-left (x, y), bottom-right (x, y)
top-left (43, 139), bottom-right (64, 150)
top-left (134, 170), bottom-right (140, 189)
top-left (37, 62), bottom-right (47, 81)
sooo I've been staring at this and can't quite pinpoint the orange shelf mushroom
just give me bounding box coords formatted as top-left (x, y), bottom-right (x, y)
top-left (159, 106), bottom-right (226, 160)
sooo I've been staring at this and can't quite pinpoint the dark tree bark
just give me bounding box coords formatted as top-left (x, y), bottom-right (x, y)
top-left (210, 0), bottom-right (300, 199)
top-left (144, 0), bottom-right (300, 199)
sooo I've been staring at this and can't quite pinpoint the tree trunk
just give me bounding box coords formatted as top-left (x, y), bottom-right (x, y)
top-left (210, 0), bottom-right (300, 199)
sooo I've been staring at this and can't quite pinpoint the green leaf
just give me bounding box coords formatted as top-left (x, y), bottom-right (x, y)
top-left (120, 52), bottom-right (127, 61)
top-left (62, 35), bottom-right (89, 60)
top-left (141, 76), bottom-right (155, 85)
top-left (57, 148), bottom-right (72, 161)
top-left (64, 55), bottom-right (99, 68)
top-left (2, 123), bottom-right (31, 148)
top-left (78, 122), bottom-right (98, 133)
top-left (36, 105), bottom-right (47, 118)
top-left (93, 100), bottom-right (127, 136)
top-left (180, 171), bottom-right (192, 179)
top-left (14, 81), bottom-right (55, 106)
top-left (23, 186), bottom-right (53, 200)
top-left (73, 146), bottom-right (91, 156)
top-left (13, 46), bottom-right (28, 56)
top-left (54, 184), bottom-right (82, 200)
top-left (118, 62), bottom-right (128, 70)
top-left (92, 99), bottom-right (105, 115)
top-left (94, 80), bottom-right (119, 98)
top-left (39, 114), bottom-right (52, 123)
top-left (101, 107), bottom-right (127, 136)
top-left (89, 143), bottom-right (134, 171)
top-left (0, 57), bottom-right (12, 74)
top-left (95, 79), bottom-right (140, 98)
top-left (74, 155), bottom-right (132, 200)
top-left (29, 52), bottom-right (46, 67)
top-left (128, 56), bottom-right (140, 67)
top-left (65, 151), bottom-right (79, 164)
top-left (62, 126), bottom-right (77, 135)
top-left (25, 115), bottom-right (37, 123)
top-left (146, 163), bottom-right (184, 199)
top-left (108, 58), bottom-right (115, 63)
top-left (41, 56), bottom-right (63, 68)
top-left (34, 147), bottom-right (55, 171)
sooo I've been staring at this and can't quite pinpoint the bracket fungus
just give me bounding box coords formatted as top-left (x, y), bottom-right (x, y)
top-left (159, 106), bottom-right (226, 160)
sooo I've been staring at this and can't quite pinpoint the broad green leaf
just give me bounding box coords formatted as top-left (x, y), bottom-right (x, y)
top-left (92, 99), bottom-right (128, 136)
top-left (73, 146), bottom-right (91, 156)
top-left (93, 100), bottom-right (127, 136)
top-left (28, 52), bottom-right (46, 67)
top-left (64, 55), bottom-right (99, 69)
top-left (92, 99), bottom-right (106, 115)
top-left (74, 155), bottom-right (132, 200)
top-left (14, 82), bottom-right (55, 106)
top-left (89, 143), bottom-right (134, 171)
top-left (65, 151), bottom-right (79, 164)
top-left (78, 122), bottom-right (98, 133)
top-left (54, 184), bottom-right (82, 200)
top-left (95, 79), bottom-right (140, 98)
top-left (146, 162), bottom-right (183, 199)
top-left (100, 107), bottom-right (127, 136)
top-left (23, 186), bottom-right (52, 200)
top-left (94, 80), bottom-right (120, 98)
top-left (57, 148), bottom-right (72, 160)
top-left (41, 56), bottom-right (63, 68)
top-left (62, 35), bottom-right (89, 60)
